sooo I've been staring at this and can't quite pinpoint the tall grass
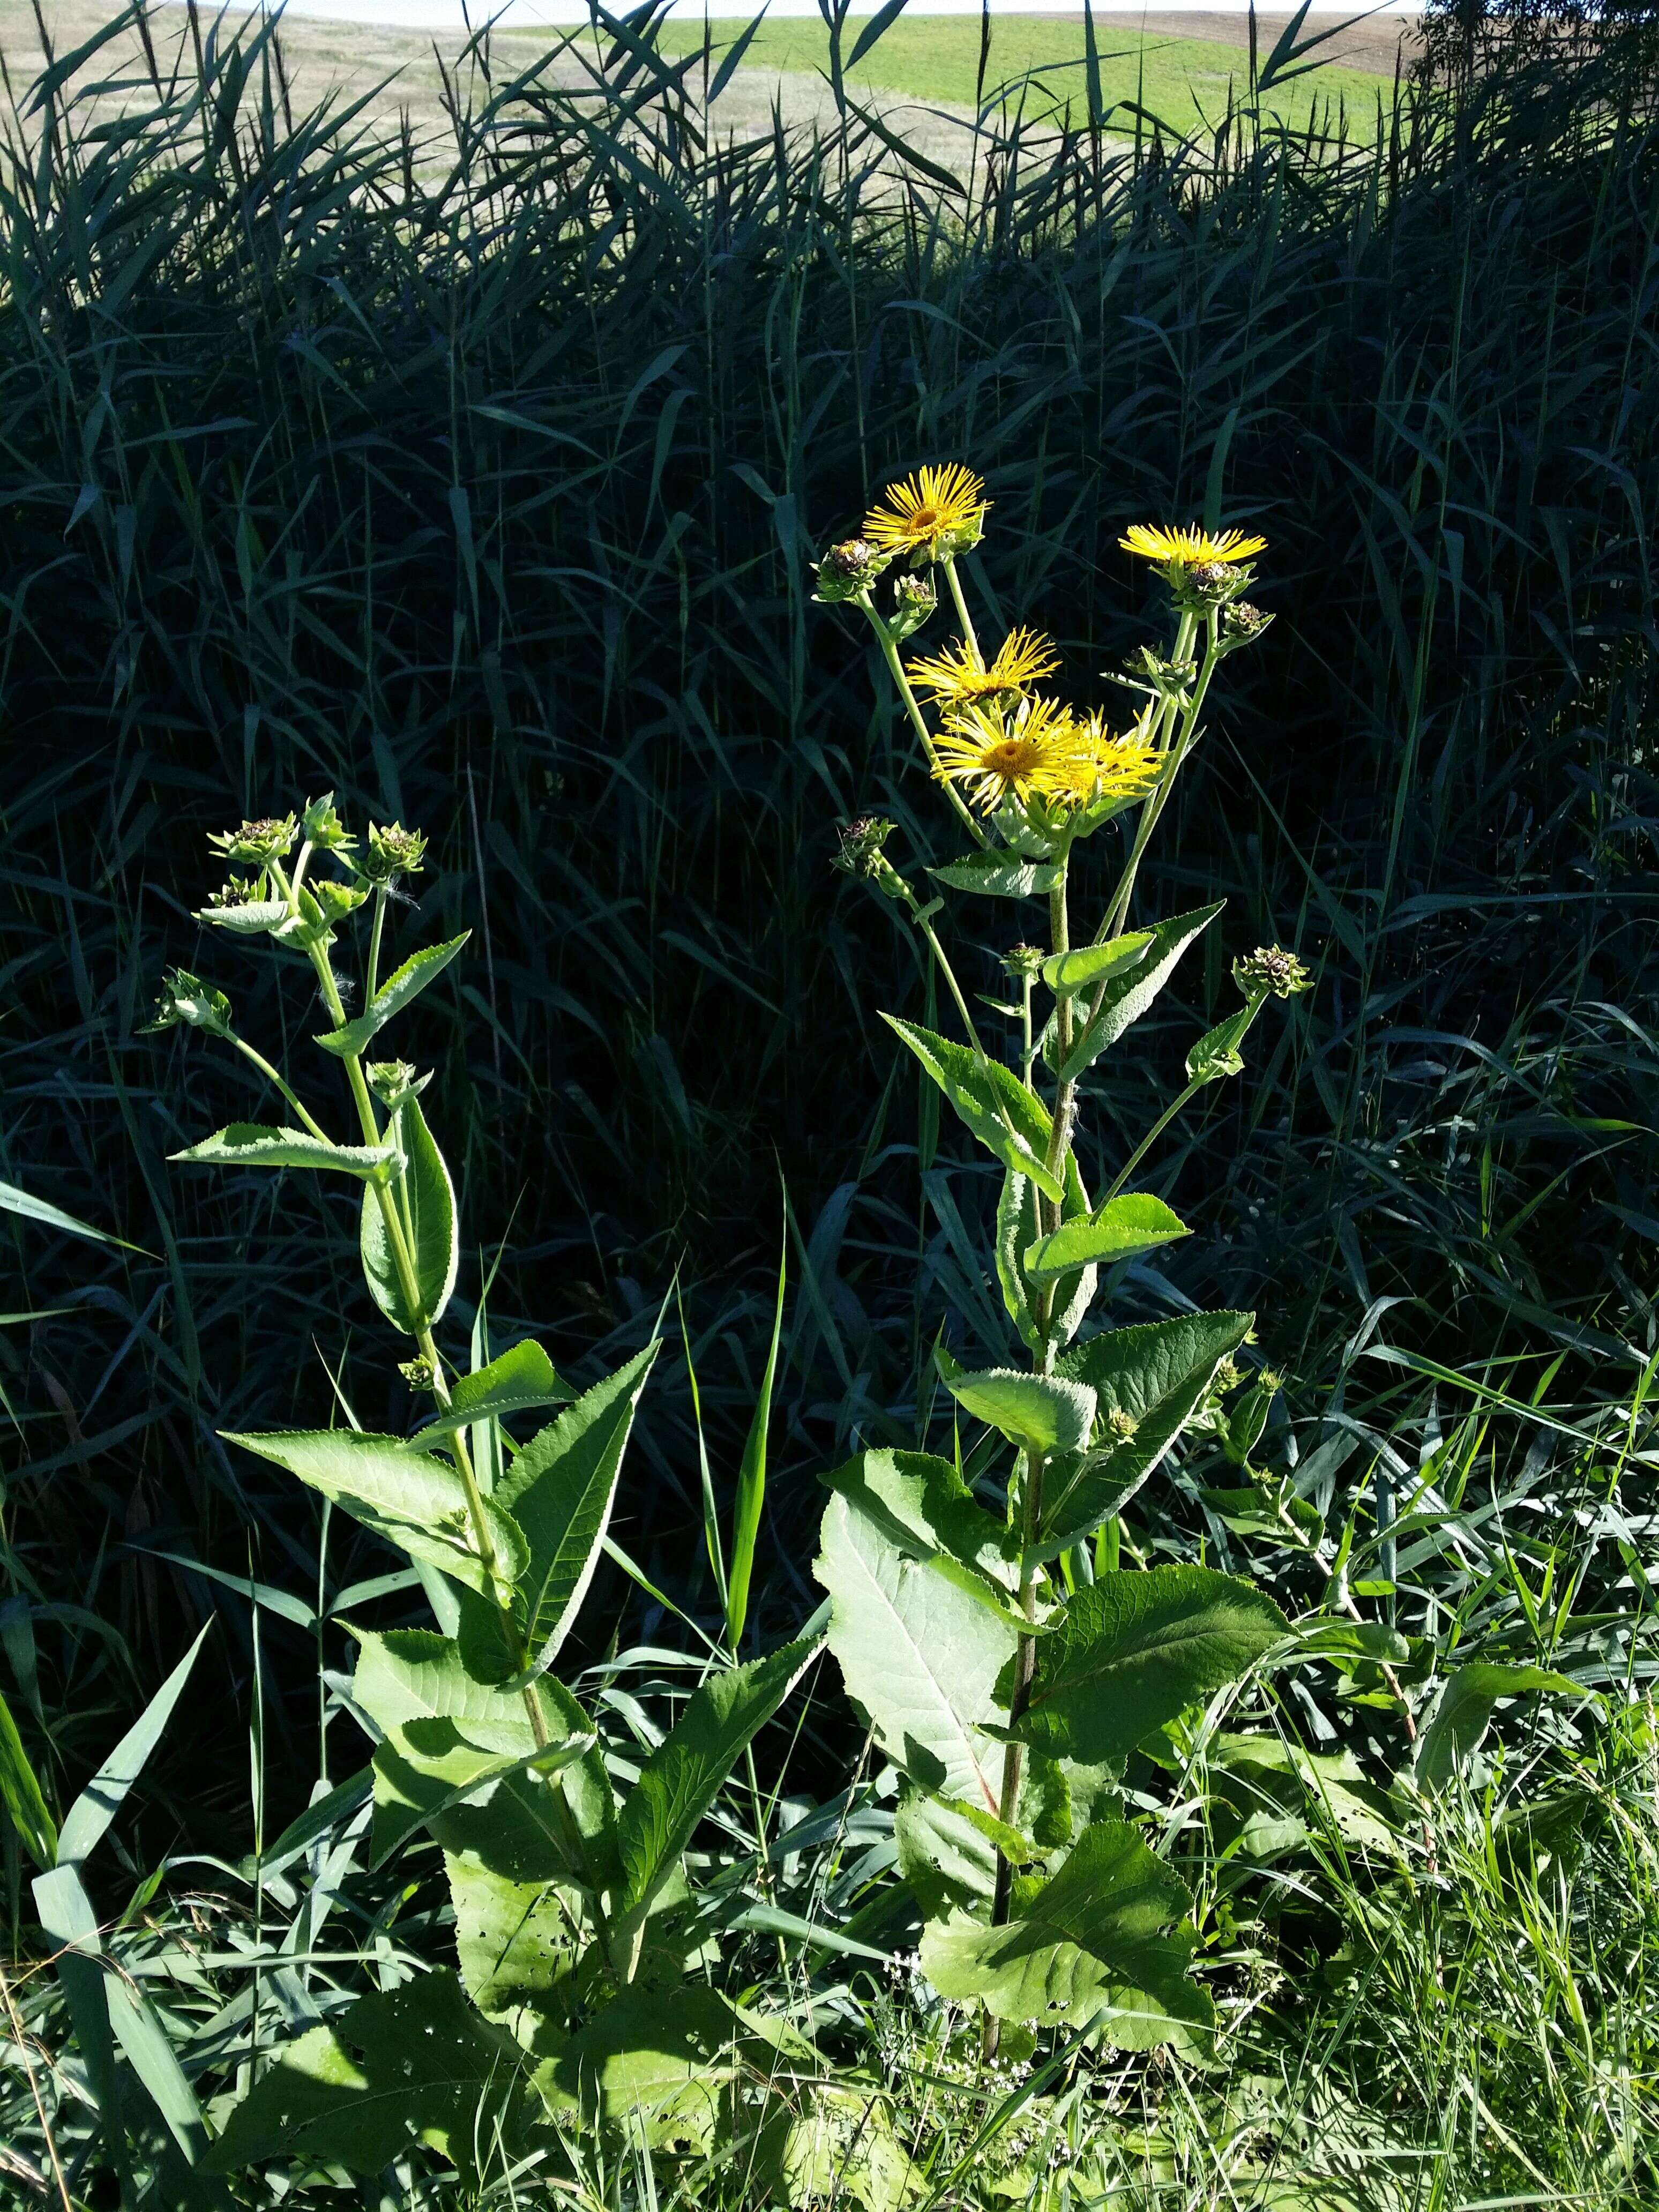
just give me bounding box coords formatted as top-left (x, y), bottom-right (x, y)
top-left (0, 0), bottom-right (1655, 1999)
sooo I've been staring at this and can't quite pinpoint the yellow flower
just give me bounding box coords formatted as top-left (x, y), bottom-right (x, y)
top-left (933, 696), bottom-right (1077, 814)
top-left (863, 464), bottom-right (989, 564)
top-left (1036, 712), bottom-right (1162, 810)
top-left (1119, 523), bottom-right (1267, 566)
top-left (906, 625), bottom-right (1060, 708)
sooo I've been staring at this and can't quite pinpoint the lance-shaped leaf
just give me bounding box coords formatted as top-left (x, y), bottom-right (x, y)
top-left (929, 851), bottom-right (1060, 899)
top-left (943, 1364), bottom-right (1095, 1458)
top-left (1186, 1002), bottom-right (1254, 1083)
top-left (615, 1633), bottom-right (821, 1927)
top-left (1042, 932), bottom-right (1152, 997)
top-left (816, 1491), bottom-right (1015, 1813)
top-left (371, 1723), bottom-right (592, 1869)
top-left (408, 1339), bottom-right (574, 1448)
top-left (206, 1971), bottom-right (528, 2179)
top-left (883, 1015), bottom-right (1063, 1201)
top-left (1039, 1311), bottom-right (1253, 1554)
top-left (173, 1123), bottom-right (396, 1177)
top-left (920, 1819), bottom-right (1212, 2047)
top-left (197, 899), bottom-right (288, 937)
top-left (361, 1094), bottom-right (457, 1334)
top-left (315, 933), bottom-right (470, 1058)
top-left (1415, 1662), bottom-right (1586, 1795)
top-left (0, 1688), bottom-right (56, 1870)
top-left (1051, 900), bottom-right (1225, 1081)
top-left (1010, 1567), bottom-right (1287, 1767)
top-left (1024, 1194), bottom-right (1190, 1283)
top-left (227, 1431), bottom-right (527, 1600)
top-left (461, 1347), bottom-right (659, 1685)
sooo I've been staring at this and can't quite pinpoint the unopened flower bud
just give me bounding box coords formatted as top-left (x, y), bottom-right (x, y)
top-left (1106, 1406), bottom-right (1140, 1442)
top-left (1213, 1357), bottom-right (1244, 1394)
top-left (398, 1354), bottom-right (436, 1391)
top-left (834, 815), bottom-right (911, 902)
top-left (205, 876), bottom-right (264, 910)
top-left (890, 571), bottom-right (937, 640)
top-left (364, 821), bottom-right (427, 884)
top-left (143, 968), bottom-right (233, 1040)
top-left (302, 792), bottom-right (356, 854)
top-left (1225, 600), bottom-right (1269, 639)
top-left (1000, 944), bottom-right (1045, 982)
top-left (812, 538), bottom-right (888, 604)
top-left (208, 814), bottom-right (297, 866)
top-left (1233, 945), bottom-right (1312, 1000)
top-left (367, 1058), bottom-right (430, 1108)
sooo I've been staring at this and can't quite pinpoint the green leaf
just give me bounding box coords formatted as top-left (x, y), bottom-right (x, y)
top-left (1186, 1003), bottom-right (1253, 1083)
top-left (409, 1340), bottom-right (573, 1447)
top-left (1023, 1194), bottom-right (1189, 1282)
top-left (728, 1223), bottom-right (786, 1651)
top-left (0, 1177), bottom-right (128, 1250)
top-left (1042, 1312), bottom-right (1253, 1554)
top-left (197, 898), bottom-right (288, 937)
top-left (895, 1786), bottom-right (1000, 1916)
top-left (821, 1448), bottom-right (1019, 1593)
top-left (996, 1152), bottom-right (1097, 1356)
top-left (448, 1851), bottom-right (585, 2039)
top-left (943, 1365), bottom-right (1095, 1457)
top-left (920, 1820), bottom-right (1213, 2047)
top-left (1012, 1567), bottom-right (1287, 1766)
top-left (540, 1984), bottom-right (772, 2151)
top-left (816, 1491), bottom-right (1016, 1811)
top-left (58, 1621), bottom-right (213, 1867)
top-left (0, 1685), bottom-right (56, 1869)
top-left (1415, 1663), bottom-right (1586, 1794)
top-left (883, 1015), bottom-right (1063, 1201)
top-left (172, 1124), bottom-right (395, 1176)
top-left (227, 1431), bottom-right (527, 1600)
top-left (206, 1971), bottom-right (527, 2178)
top-left (361, 1094), bottom-right (457, 1334)
top-left (472, 1347), bottom-right (659, 1684)
top-left (759, 2083), bottom-right (922, 2212)
top-left (315, 933), bottom-right (470, 1058)
top-left (1053, 901), bottom-right (1225, 1081)
top-left (929, 851), bottom-right (1060, 899)
top-left (1042, 933), bottom-right (1152, 997)
top-left (370, 1720), bottom-right (592, 1869)
top-left (616, 1634), bottom-right (821, 1925)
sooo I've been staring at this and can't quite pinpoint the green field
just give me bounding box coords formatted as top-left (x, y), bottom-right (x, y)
top-left (651, 16), bottom-right (1396, 140)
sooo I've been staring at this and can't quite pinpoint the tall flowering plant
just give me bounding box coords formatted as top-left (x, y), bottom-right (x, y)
top-left (813, 473), bottom-right (1311, 2058)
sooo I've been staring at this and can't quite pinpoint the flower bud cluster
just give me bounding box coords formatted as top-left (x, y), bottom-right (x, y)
top-left (1234, 945), bottom-right (1312, 1000)
top-left (834, 815), bottom-right (913, 905)
top-left (812, 538), bottom-right (889, 604)
top-left (208, 814), bottom-right (297, 866)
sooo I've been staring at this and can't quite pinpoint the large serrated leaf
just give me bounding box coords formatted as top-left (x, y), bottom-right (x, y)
top-left (1040, 1311), bottom-right (1253, 1554)
top-left (1023, 1193), bottom-right (1189, 1282)
top-left (361, 1094), bottom-right (457, 1334)
top-left (816, 1491), bottom-right (1015, 1813)
top-left (929, 850), bottom-right (1060, 899)
top-left (172, 1123), bottom-right (395, 1176)
top-left (205, 1971), bottom-right (528, 2178)
top-left (1012, 1567), bottom-right (1287, 1766)
top-left (1053, 901), bottom-right (1225, 1081)
top-left (920, 1819), bottom-right (1212, 2048)
top-left (316, 932), bottom-right (470, 1058)
top-left (229, 1431), bottom-right (526, 1599)
top-left (883, 1015), bottom-right (1063, 1201)
top-left (616, 1633), bottom-right (820, 1926)
top-left (821, 1448), bottom-right (1019, 1590)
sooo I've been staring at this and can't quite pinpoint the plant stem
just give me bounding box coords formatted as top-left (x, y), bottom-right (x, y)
top-left (861, 596), bottom-right (987, 848)
top-left (230, 1035), bottom-right (334, 1142)
top-left (940, 555), bottom-right (982, 662)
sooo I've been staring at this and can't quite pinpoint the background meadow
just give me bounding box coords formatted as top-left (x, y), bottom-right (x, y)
top-left (1, 1), bottom-right (1658, 2202)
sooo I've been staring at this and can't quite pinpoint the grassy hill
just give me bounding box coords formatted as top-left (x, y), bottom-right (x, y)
top-left (647, 14), bottom-right (1400, 140)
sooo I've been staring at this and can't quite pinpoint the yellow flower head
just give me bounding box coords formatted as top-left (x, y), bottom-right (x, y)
top-left (864, 464), bottom-right (989, 565)
top-left (933, 696), bottom-right (1078, 814)
top-left (906, 625), bottom-right (1060, 709)
top-left (1037, 712), bottom-right (1162, 811)
top-left (1119, 524), bottom-right (1267, 567)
